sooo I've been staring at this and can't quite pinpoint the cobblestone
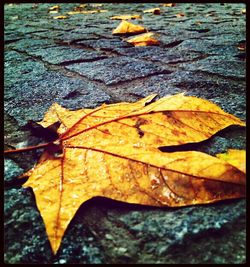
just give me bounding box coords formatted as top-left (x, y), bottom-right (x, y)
top-left (181, 56), bottom-right (246, 79)
top-left (113, 46), bottom-right (202, 63)
top-left (66, 56), bottom-right (172, 85)
top-left (19, 45), bottom-right (107, 65)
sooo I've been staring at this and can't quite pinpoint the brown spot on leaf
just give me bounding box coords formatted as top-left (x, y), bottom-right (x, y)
top-left (171, 129), bottom-right (180, 136)
top-left (135, 118), bottom-right (148, 138)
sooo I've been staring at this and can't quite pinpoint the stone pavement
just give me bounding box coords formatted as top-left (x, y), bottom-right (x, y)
top-left (4, 3), bottom-right (246, 264)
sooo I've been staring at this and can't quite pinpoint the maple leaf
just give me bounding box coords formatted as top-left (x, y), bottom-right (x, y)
top-left (90, 3), bottom-right (103, 7)
top-left (69, 3), bottom-right (105, 14)
top-left (67, 11), bottom-right (84, 15)
top-left (125, 32), bottom-right (160, 46)
top-left (48, 5), bottom-right (60, 11)
top-left (176, 13), bottom-right (185, 18)
top-left (110, 14), bottom-right (142, 20)
top-left (5, 94), bottom-right (245, 255)
top-left (143, 8), bottom-right (161, 15)
top-left (237, 42), bottom-right (246, 51)
top-left (53, 15), bottom-right (68, 20)
top-left (162, 3), bottom-right (176, 7)
top-left (216, 149), bottom-right (246, 173)
top-left (195, 21), bottom-right (202, 25)
top-left (112, 20), bottom-right (147, 35)
top-left (73, 4), bottom-right (87, 11)
top-left (67, 10), bottom-right (107, 15)
top-left (81, 10), bottom-right (108, 14)
top-left (48, 5), bottom-right (60, 14)
top-left (48, 10), bottom-right (58, 14)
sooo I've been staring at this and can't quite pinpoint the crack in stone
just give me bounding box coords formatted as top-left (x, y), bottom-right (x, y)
top-left (59, 57), bottom-right (108, 66)
top-left (162, 40), bottom-right (184, 48)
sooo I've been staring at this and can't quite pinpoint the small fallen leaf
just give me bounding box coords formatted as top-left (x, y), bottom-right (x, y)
top-left (48, 5), bottom-right (60, 13)
top-left (32, 3), bottom-right (38, 9)
top-left (112, 20), bottom-right (147, 35)
top-left (67, 10), bottom-right (107, 15)
top-left (49, 10), bottom-right (59, 14)
top-left (49, 5), bottom-right (60, 11)
top-left (11, 16), bottom-right (19, 20)
top-left (110, 14), bottom-right (142, 20)
top-left (205, 12), bottom-right (216, 17)
top-left (125, 32), bottom-right (160, 46)
top-left (195, 20), bottom-right (202, 25)
top-left (90, 3), bottom-right (103, 7)
top-left (143, 8), bottom-right (161, 15)
top-left (82, 10), bottom-right (107, 14)
top-left (237, 42), bottom-right (246, 51)
top-left (73, 4), bottom-right (87, 12)
top-left (216, 149), bottom-right (246, 173)
top-left (176, 13), bottom-right (185, 17)
top-left (5, 94), bottom-right (246, 255)
top-left (67, 11), bottom-right (81, 15)
top-left (162, 3), bottom-right (176, 7)
top-left (53, 15), bottom-right (68, 20)
top-left (237, 47), bottom-right (245, 51)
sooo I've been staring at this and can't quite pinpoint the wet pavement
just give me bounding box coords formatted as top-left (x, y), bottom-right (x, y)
top-left (4, 3), bottom-right (246, 264)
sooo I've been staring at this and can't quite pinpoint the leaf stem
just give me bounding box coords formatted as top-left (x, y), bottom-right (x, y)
top-left (4, 142), bottom-right (50, 154)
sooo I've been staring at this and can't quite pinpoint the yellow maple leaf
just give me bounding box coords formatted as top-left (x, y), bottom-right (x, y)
top-left (143, 8), bottom-right (161, 15)
top-left (48, 5), bottom-right (60, 14)
top-left (110, 14), bottom-right (142, 20)
top-left (48, 5), bottom-right (60, 11)
top-left (5, 94), bottom-right (246, 255)
top-left (162, 3), bottom-right (176, 7)
top-left (112, 20), bottom-right (147, 35)
top-left (53, 15), bottom-right (68, 20)
top-left (216, 149), bottom-right (246, 173)
top-left (176, 13), bottom-right (185, 17)
top-left (67, 10), bottom-right (107, 15)
top-left (49, 10), bottom-right (58, 14)
top-left (125, 32), bottom-right (160, 46)
top-left (90, 3), bottom-right (103, 7)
